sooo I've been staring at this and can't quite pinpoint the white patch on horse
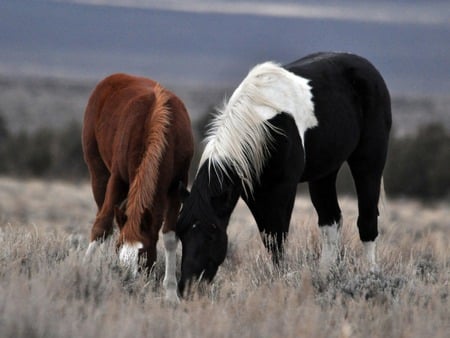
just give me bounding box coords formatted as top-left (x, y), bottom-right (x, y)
top-left (163, 231), bottom-right (180, 304)
top-left (319, 220), bottom-right (341, 273)
top-left (84, 241), bottom-right (100, 260)
top-left (83, 239), bottom-right (111, 263)
top-left (200, 61), bottom-right (317, 194)
top-left (244, 62), bottom-right (317, 149)
top-left (363, 240), bottom-right (378, 271)
top-left (119, 241), bottom-right (143, 277)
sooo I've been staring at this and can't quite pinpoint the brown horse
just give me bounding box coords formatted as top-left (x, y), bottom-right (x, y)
top-left (82, 73), bottom-right (193, 302)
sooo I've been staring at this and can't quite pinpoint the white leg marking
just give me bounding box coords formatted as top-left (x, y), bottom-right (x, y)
top-left (119, 242), bottom-right (143, 277)
top-left (363, 240), bottom-right (378, 271)
top-left (163, 231), bottom-right (180, 304)
top-left (319, 221), bottom-right (340, 273)
top-left (84, 241), bottom-right (100, 262)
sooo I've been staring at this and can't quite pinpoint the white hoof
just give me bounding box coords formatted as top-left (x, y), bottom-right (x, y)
top-left (363, 241), bottom-right (378, 272)
top-left (165, 289), bottom-right (180, 305)
top-left (318, 222), bottom-right (340, 274)
top-left (119, 242), bottom-right (143, 277)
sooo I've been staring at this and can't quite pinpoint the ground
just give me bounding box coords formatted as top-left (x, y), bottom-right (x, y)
top-left (0, 177), bottom-right (448, 337)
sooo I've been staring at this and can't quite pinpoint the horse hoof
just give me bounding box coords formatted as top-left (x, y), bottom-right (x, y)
top-left (165, 290), bottom-right (181, 305)
top-left (369, 262), bottom-right (380, 273)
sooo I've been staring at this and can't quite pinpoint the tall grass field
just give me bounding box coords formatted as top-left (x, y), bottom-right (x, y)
top-left (0, 178), bottom-right (448, 337)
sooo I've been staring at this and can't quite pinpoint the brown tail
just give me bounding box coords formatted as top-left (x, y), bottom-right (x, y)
top-left (122, 84), bottom-right (171, 243)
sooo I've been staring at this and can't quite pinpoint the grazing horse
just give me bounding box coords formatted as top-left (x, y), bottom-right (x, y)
top-left (82, 73), bottom-right (193, 302)
top-left (176, 52), bottom-right (391, 294)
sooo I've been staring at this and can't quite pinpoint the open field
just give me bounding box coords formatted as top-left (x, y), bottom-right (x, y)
top-left (0, 177), bottom-right (448, 337)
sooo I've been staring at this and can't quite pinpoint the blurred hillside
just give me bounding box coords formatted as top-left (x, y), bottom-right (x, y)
top-left (2, 0), bottom-right (449, 134)
top-left (1, 0), bottom-right (449, 200)
top-left (0, 74), bottom-right (449, 200)
top-left (0, 74), bottom-right (448, 137)
top-left (1, 0), bottom-right (449, 94)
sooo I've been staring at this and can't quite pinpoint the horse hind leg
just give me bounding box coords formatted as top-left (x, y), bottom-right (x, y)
top-left (86, 173), bottom-right (127, 259)
top-left (84, 139), bottom-right (111, 259)
top-left (83, 131), bottom-right (110, 210)
top-left (91, 173), bottom-right (127, 240)
top-left (348, 158), bottom-right (385, 271)
top-left (308, 169), bottom-right (342, 273)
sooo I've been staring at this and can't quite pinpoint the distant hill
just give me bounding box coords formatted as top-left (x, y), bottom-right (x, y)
top-left (1, 0), bottom-right (448, 137)
top-left (1, 0), bottom-right (449, 95)
top-left (0, 74), bottom-right (448, 138)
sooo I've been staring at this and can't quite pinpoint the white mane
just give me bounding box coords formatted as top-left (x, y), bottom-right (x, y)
top-left (199, 61), bottom-right (317, 194)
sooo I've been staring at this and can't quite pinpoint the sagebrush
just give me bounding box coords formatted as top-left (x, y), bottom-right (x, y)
top-left (0, 179), bottom-right (448, 338)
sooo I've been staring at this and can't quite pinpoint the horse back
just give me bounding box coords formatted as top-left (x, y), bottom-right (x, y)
top-left (82, 73), bottom-right (193, 185)
top-left (286, 52), bottom-right (391, 130)
top-left (285, 53), bottom-right (392, 181)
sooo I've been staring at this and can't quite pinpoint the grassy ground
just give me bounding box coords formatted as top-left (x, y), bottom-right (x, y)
top-left (0, 177), bottom-right (448, 337)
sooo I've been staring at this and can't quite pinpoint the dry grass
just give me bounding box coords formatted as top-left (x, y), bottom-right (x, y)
top-left (0, 177), bottom-right (448, 338)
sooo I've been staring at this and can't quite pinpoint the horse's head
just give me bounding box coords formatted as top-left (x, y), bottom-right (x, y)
top-left (177, 219), bottom-right (228, 294)
top-left (176, 162), bottom-right (240, 295)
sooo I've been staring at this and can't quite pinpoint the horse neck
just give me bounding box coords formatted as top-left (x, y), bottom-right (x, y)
top-left (193, 162), bottom-right (242, 229)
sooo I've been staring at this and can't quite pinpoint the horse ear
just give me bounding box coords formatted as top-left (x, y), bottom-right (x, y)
top-left (114, 205), bottom-right (127, 229)
top-left (178, 181), bottom-right (190, 203)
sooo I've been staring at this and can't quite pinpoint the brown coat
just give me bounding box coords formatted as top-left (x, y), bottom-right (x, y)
top-left (82, 73), bottom-right (193, 266)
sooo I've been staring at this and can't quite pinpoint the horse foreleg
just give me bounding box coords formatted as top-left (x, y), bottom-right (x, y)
top-left (317, 218), bottom-right (342, 274)
top-left (162, 231), bottom-right (179, 303)
top-left (308, 169), bottom-right (342, 273)
top-left (244, 181), bottom-right (297, 265)
top-left (162, 194), bottom-right (182, 304)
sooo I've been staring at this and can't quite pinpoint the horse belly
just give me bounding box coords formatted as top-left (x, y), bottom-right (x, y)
top-left (300, 125), bottom-right (360, 182)
top-left (94, 113), bottom-right (122, 170)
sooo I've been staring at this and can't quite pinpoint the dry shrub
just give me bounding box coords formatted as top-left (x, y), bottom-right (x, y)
top-left (0, 179), bottom-right (448, 337)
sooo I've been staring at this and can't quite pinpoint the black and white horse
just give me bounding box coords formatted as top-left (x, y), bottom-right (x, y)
top-left (176, 52), bottom-right (391, 294)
